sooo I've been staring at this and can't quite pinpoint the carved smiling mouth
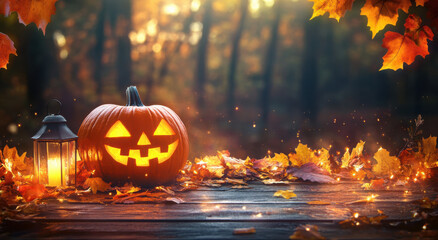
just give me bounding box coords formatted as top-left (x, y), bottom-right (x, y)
top-left (105, 140), bottom-right (179, 167)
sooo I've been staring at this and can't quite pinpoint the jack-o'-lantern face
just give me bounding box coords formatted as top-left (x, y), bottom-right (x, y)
top-left (104, 119), bottom-right (179, 167)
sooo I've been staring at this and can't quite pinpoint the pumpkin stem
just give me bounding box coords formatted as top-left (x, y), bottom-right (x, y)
top-left (126, 86), bottom-right (145, 107)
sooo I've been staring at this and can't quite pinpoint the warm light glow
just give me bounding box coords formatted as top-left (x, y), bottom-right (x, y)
top-left (53, 31), bottom-right (66, 47)
top-left (105, 140), bottom-right (179, 166)
top-left (354, 213), bottom-right (359, 218)
top-left (137, 132), bottom-right (151, 145)
top-left (106, 121), bottom-right (131, 138)
top-left (191, 0), bottom-right (201, 11)
top-left (154, 119), bottom-right (176, 136)
top-left (48, 158), bottom-right (62, 186)
top-left (163, 3), bottom-right (179, 16)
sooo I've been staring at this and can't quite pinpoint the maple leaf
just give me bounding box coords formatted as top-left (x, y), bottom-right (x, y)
top-left (341, 140), bottom-right (365, 168)
top-left (380, 15), bottom-right (434, 71)
top-left (290, 163), bottom-right (335, 183)
top-left (1, 0), bottom-right (58, 34)
top-left (309, 0), bottom-right (355, 21)
top-left (360, 0), bottom-right (411, 38)
top-left (273, 190), bottom-right (297, 199)
top-left (372, 148), bottom-right (400, 176)
top-left (83, 177), bottom-right (111, 194)
top-left (17, 183), bottom-right (46, 202)
top-left (0, 33), bottom-right (16, 69)
top-left (420, 136), bottom-right (437, 167)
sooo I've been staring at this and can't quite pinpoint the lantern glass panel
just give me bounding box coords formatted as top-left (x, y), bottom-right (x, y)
top-left (36, 141), bottom-right (48, 185)
top-left (47, 142), bottom-right (63, 186)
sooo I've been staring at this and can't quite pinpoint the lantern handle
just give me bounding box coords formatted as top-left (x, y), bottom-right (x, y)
top-left (47, 99), bottom-right (62, 115)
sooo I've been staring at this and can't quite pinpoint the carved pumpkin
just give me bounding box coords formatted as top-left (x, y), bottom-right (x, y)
top-left (78, 86), bottom-right (189, 186)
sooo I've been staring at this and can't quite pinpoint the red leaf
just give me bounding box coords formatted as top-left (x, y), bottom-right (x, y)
top-left (0, 32), bottom-right (16, 69)
top-left (381, 14), bottom-right (434, 71)
top-left (17, 183), bottom-right (47, 202)
top-left (1, 0), bottom-right (58, 34)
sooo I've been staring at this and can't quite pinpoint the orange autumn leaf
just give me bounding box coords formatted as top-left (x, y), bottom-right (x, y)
top-left (360, 0), bottom-right (411, 38)
top-left (309, 0), bottom-right (356, 21)
top-left (381, 15), bottom-right (434, 71)
top-left (0, 33), bottom-right (16, 69)
top-left (17, 183), bottom-right (47, 202)
top-left (0, 0), bottom-right (58, 34)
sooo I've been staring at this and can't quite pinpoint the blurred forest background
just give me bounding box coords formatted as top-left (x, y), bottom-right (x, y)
top-left (0, 0), bottom-right (437, 159)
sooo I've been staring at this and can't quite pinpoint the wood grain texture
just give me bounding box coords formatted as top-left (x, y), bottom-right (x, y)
top-left (1, 181), bottom-right (437, 239)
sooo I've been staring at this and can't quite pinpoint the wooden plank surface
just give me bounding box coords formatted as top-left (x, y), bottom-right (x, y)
top-left (1, 181), bottom-right (437, 239)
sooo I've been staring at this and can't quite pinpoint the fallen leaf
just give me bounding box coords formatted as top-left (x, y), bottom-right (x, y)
top-left (291, 163), bottom-right (335, 183)
top-left (380, 14), bottom-right (434, 71)
top-left (1, 0), bottom-right (58, 34)
top-left (233, 227), bottom-right (256, 235)
top-left (360, 0), bottom-right (411, 38)
top-left (17, 183), bottom-right (46, 202)
top-left (83, 177), bottom-right (111, 194)
top-left (309, 0), bottom-right (355, 21)
top-left (372, 148), bottom-right (400, 176)
top-left (0, 33), bottom-right (16, 69)
top-left (165, 197), bottom-right (184, 204)
top-left (274, 190), bottom-right (297, 199)
top-left (420, 136), bottom-right (437, 166)
top-left (289, 224), bottom-right (325, 240)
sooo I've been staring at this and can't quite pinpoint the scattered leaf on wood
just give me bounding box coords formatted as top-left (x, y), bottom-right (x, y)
top-left (83, 177), bottom-right (111, 194)
top-left (373, 148), bottom-right (400, 176)
top-left (274, 190), bottom-right (297, 199)
top-left (233, 227), bottom-right (256, 235)
top-left (17, 183), bottom-right (46, 202)
top-left (289, 224), bottom-right (325, 240)
top-left (290, 163), bottom-right (335, 183)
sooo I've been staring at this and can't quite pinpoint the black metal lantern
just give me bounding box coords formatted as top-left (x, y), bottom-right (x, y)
top-left (32, 100), bottom-right (78, 187)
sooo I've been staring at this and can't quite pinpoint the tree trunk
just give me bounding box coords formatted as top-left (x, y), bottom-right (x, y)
top-left (300, 18), bottom-right (320, 124)
top-left (227, 0), bottom-right (249, 120)
top-left (94, 0), bottom-right (107, 96)
top-left (115, 0), bottom-right (132, 91)
top-left (260, 0), bottom-right (281, 137)
top-left (195, 0), bottom-right (213, 110)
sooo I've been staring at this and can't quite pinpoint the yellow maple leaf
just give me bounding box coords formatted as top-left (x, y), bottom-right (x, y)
top-left (309, 0), bottom-right (355, 22)
top-left (273, 190), bottom-right (297, 199)
top-left (360, 0), bottom-right (411, 38)
top-left (268, 153), bottom-right (290, 167)
top-left (83, 177), bottom-right (111, 194)
top-left (294, 143), bottom-right (313, 167)
top-left (341, 140), bottom-right (365, 168)
top-left (420, 136), bottom-right (437, 167)
top-left (372, 148), bottom-right (400, 176)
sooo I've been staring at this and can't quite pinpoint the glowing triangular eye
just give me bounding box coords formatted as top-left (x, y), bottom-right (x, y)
top-left (153, 119), bottom-right (175, 136)
top-left (106, 120), bottom-right (131, 138)
top-left (137, 132), bottom-right (151, 145)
